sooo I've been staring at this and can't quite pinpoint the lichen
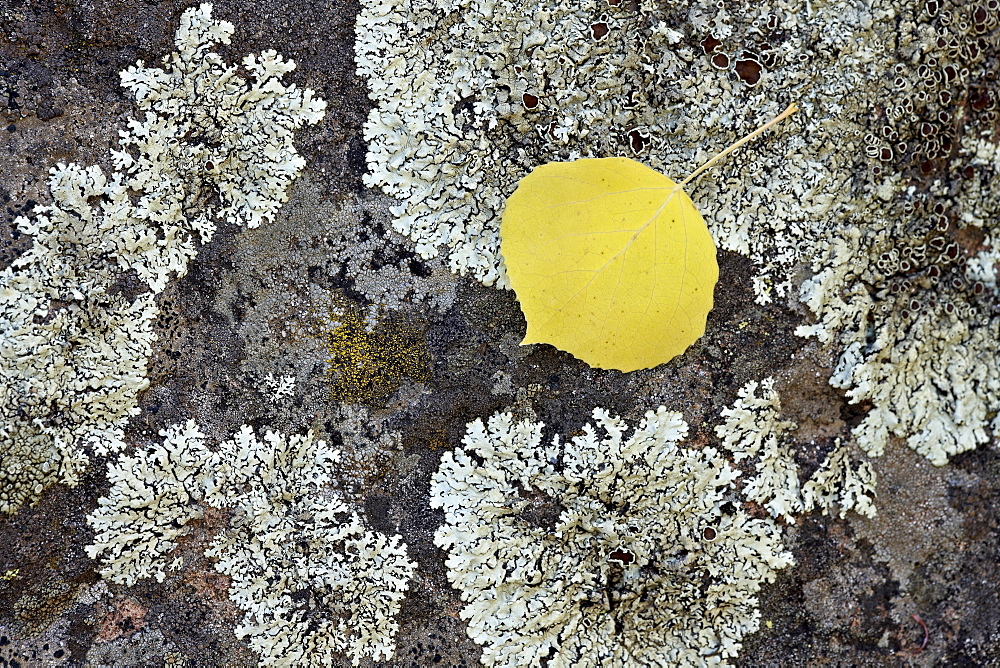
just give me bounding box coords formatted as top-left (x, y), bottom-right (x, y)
top-left (0, 618), bottom-right (71, 666)
top-left (786, 0), bottom-right (1000, 465)
top-left (356, 0), bottom-right (828, 291)
top-left (716, 378), bottom-right (802, 521)
top-left (324, 303), bottom-right (430, 407)
top-left (801, 440), bottom-right (878, 520)
top-left (796, 221), bottom-right (1000, 466)
top-left (262, 372), bottom-right (296, 402)
top-left (211, 175), bottom-right (457, 428)
top-left (0, 2), bottom-right (325, 513)
top-left (430, 407), bottom-right (792, 666)
top-left (355, 0), bottom-right (1000, 467)
top-left (203, 426), bottom-right (416, 667)
top-left (85, 420), bottom-right (209, 586)
top-left (716, 379), bottom-right (876, 520)
top-left (86, 421), bottom-right (417, 666)
top-left (0, 163), bottom-right (159, 514)
top-left (12, 576), bottom-right (75, 637)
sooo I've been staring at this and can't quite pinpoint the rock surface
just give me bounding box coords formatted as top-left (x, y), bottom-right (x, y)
top-left (1, 1), bottom-right (999, 667)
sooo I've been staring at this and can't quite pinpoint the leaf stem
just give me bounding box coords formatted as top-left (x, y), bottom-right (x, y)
top-left (679, 103), bottom-right (799, 188)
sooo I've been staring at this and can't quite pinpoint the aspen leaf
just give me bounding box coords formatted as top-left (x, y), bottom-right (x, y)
top-left (501, 157), bottom-right (716, 372)
top-left (501, 104), bottom-right (798, 372)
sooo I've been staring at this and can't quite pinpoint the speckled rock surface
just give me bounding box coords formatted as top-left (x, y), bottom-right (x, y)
top-left (1, 1), bottom-right (999, 667)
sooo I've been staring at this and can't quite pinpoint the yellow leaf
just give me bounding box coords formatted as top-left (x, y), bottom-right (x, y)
top-left (501, 104), bottom-right (798, 372)
top-left (501, 157), bottom-right (717, 372)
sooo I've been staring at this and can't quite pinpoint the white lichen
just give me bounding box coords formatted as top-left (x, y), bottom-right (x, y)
top-left (85, 421), bottom-right (210, 586)
top-left (796, 223), bottom-right (1000, 465)
top-left (715, 378), bottom-right (802, 521)
top-left (716, 379), bottom-right (877, 520)
top-left (87, 422), bottom-right (417, 666)
top-left (262, 372), bottom-right (297, 402)
top-left (114, 2), bottom-right (326, 253)
top-left (203, 426), bottom-right (416, 667)
top-left (0, 163), bottom-right (159, 513)
top-left (431, 407), bottom-right (792, 667)
top-left (801, 440), bottom-right (877, 520)
top-left (356, 0), bottom-right (1000, 469)
top-left (355, 0), bottom-right (856, 293)
top-left (0, 2), bottom-right (324, 513)
top-left (787, 25), bottom-right (1000, 466)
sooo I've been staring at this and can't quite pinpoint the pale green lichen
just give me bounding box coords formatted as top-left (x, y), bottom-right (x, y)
top-left (716, 378), bottom-right (802, 521)
top-left (717, 379), bottom-right (876, 520)
top-left (801, 440), bottom-right (878, 520)
top-left (87, 421), bottom-right (417, 666)
top-left (355, 0), bottom-right (840, 293)
top-left (86, 421), bottom-right (209, 586)
top-left (0, 2), bottom-right (324, 513)
top-left (431, 407), bottom-right (792, 667)
top-left (355, 0), bottom-right (1000, 468)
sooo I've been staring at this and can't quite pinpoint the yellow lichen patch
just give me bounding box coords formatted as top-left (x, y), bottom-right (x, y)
top-left (324, 306), bottom-right (430, 407)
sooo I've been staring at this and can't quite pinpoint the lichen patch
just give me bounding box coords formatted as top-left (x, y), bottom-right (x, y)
top-left (431, 406), bottom-right (792, 666)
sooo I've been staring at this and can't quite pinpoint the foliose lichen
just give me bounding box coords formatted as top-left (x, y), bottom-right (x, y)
top-left (86, 421), bottom-right (417, 666)
top-left (715, 378), bottom-right (802, 521)
top-left (786, 0), bottom-right (1000, 466)
top-left (0, 2), bottom-right (325, 513)
top-left (0, 163), bottom-right (159, 513)
top-left (430, 407), bottom-right (793, 666)
top-left (86, 420), bottom-right (210, 586)
top-left (356, 0), bottom-right (1000, 469)
top-left (716, 378), bottom-right (876, 520)
top-left (801, 439), bottom-right (878, 520)
top-left (355, 0), bottom-right (820, 291)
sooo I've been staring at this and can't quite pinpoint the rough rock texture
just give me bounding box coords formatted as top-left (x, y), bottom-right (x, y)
top-left (1, 1), bottom-right (999, 668)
